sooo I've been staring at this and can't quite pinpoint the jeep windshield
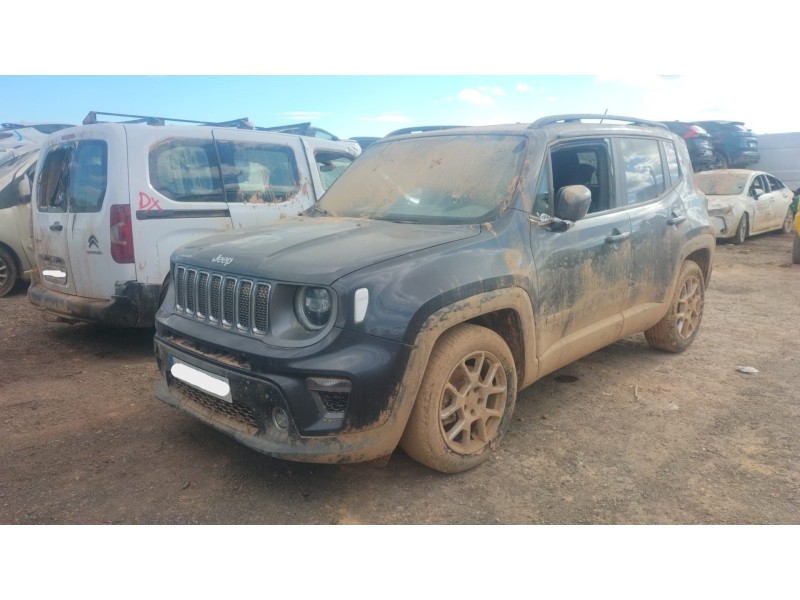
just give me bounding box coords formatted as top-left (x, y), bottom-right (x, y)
top-left (317, 134), bottom-right (527, 223)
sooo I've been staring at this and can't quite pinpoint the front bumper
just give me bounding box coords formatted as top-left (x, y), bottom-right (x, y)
top-left (28, 280), bottom-right (161, 327)
top-left (153, 319), bottom-right (420, 465)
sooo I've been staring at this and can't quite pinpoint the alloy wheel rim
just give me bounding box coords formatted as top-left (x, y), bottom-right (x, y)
top-left (675, 275), bottom-right (703, 339)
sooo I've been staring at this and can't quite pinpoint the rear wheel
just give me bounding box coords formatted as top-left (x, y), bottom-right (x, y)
top-left (781, 208), bottom-right (794, 234)
top-left (645, 260), bottom-right (705, 353)
top-left (732, 213), bottom-right (749, 244)
top-left (712, 152), bottom-right (728, 169)
top-left (0, 246), bottom-right (18, 297)
top-left (400, 324), bottom-right (517, 473)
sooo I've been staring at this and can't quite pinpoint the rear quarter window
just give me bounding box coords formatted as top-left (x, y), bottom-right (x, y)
top-left (150, 139), bottom-right (224, 202)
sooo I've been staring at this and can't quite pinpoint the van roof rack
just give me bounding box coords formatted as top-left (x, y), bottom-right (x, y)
top-left (82, 111), bottom-right (255, 129)
top-left (529, 114), bottom-right (667, 130)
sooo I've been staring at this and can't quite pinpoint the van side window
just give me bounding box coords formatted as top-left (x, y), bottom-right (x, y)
top-left (315, 151), bottom-right (354, 191)
top-left (663, 141), bottom-right (680, 186)
top-left (68, 141), bottom-right (107, 213)
top-left (150, 140), bottom-right (224, 202)
top-left (620, 138), bottom-right (664, 205)
top-left (216, 142), bottom-right (301, 203)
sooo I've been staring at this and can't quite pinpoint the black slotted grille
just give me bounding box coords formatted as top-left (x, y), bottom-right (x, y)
top-left (172, 263), bottom-right (271, 337)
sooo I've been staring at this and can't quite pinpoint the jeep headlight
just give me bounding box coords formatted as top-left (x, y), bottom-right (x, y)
top-left (294, 286), bottom-right (332, 330)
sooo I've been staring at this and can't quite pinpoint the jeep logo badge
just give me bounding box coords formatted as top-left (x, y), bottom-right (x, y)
top-left (211, 254), bottom-right (234, 267)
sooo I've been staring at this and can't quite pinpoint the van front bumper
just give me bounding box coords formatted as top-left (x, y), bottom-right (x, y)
top-left (27, 281), bottom-right (161, 327)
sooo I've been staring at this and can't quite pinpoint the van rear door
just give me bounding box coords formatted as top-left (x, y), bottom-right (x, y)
top-left (33, 142), bottom-right (78, 294)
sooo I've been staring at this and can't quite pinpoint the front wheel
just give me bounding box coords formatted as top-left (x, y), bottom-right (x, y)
top-left (0, 246), bottom-right (18, 297)
top-left (793, 234), bottom-right (800, 264)
top-left (400, 324), bottom-right (517, 473)
top-left (644, 260), bottom-right (705, 353)
top-left (732, 213), bottom-right (749, 244)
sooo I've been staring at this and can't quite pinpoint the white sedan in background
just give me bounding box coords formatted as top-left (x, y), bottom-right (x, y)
top-left (694, 169), bottom-right (795, 244)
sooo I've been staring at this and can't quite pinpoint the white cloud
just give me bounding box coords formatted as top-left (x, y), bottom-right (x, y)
top-left (458, 89), bottom-right (496, 106)
top-left (478, 86), bottom-right (505, 96)
top-left (517, 83), bottom-right (532, 92)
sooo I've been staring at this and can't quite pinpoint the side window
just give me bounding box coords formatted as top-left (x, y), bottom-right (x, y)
top-left (620, 138), bottom-right (664, 205)
top-left (663, 141), bottom-right (680, 186)
top-left (68, 141), bottom-right (107, 213)
top-left (549, 139), bottom-right (612, 213)
top-left (150, 139), bottom-right (224, 202)
top-left (216, 141), bottom-right (301, 203)
top-left (315, 151), bottom-right (354, 191)
top-left (766, 174), bottom-right (785, 192)
top-left (750, 175), bottom-right (767, 198)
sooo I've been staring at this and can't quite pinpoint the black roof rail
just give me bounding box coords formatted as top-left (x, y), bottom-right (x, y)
top-left (385, 125), bottom-right (465, 137)
top-left (82, 111), bottom-right (255, 129)
top-left (529, 114), bottom-right (667, 130)
top-left (256, 121), bottom-right (314, 134)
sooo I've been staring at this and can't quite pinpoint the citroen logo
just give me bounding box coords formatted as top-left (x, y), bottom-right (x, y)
top-left (88, 235), bottom-right (100, 249)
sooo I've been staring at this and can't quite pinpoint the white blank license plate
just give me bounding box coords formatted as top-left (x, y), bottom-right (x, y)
top-left (171, 360), bottom-right (232, 403)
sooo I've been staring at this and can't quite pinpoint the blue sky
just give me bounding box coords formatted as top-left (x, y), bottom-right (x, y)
top-left (5, 1), bottom-right (796, 139)
top-left (3, 74), bottom-right (799, 139)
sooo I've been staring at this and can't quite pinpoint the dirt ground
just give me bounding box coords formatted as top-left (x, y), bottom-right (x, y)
top-left (1, 231), bottom-right (798, 525)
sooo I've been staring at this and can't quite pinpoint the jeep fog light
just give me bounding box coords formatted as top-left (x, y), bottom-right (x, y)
top-left (272, 407), bottom-right (289, 430)
top-left (307, 377), bottom-right (352, 414)
top-left (354, 288), bottom-right (369, 323)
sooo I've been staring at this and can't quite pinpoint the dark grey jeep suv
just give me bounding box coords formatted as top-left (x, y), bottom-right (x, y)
top-left (153, 115), bottom-right (715, 473)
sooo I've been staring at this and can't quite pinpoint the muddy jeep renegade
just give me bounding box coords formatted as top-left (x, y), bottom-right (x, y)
top-left (153, 115), bottom-right (715, 473)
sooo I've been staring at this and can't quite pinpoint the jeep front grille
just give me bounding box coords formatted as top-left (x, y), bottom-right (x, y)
top-left (174, 264), bottom-right (271, 335)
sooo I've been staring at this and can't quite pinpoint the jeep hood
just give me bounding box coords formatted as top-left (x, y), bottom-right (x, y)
top-left (173, 216), bottom-right (481, 285)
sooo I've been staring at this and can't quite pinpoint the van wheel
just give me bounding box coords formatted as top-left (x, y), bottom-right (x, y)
top-left (0, 247), bottom-right (18, 297)
top-left (793, 234), bottom-right (800, 264)
top-left (781, 208), bottom-right (794, 234)
top-left (645, 260), bottom-right (705, 353)
top-left (400, 324), bottom-right (517, 473)
top-left (712, 152), bottom-right (728, 169)
top-left (732, 213), bottom-right (748, 244)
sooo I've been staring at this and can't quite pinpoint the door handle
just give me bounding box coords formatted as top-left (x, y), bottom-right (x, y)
top-left (50, 222), bottom-right (63, 232)
top-left (667, 215), bottom-right (687, 226)
top-left (605, 231), bottom-right (630, 244)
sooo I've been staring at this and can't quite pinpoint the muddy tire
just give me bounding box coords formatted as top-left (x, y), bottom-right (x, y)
top-left (793, 234), bottom-right (800, 264)
top-left (400, 324), bottom-right (517, 473)
top-left (712, 152), bottom-right (728, 169)
top-left (781, 208), bottom-right (794, 234)
top-left (645, 261), bottom-right (705, 353)
top-left (0, 246), bottom-right (18, 297)
top-left (732, 213), bottom-right (748, 245)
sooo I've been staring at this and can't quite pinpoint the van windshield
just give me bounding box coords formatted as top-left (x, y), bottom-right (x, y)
top-left (317, 134), bottom-right (527, 223)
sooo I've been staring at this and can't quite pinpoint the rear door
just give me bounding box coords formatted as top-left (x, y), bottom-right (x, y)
top-left (618, 136), bottom-right (689, 329)
top-left (749, 174), bottom-right (775, 232)
top-left (34, 142), bottom-right (77, 294)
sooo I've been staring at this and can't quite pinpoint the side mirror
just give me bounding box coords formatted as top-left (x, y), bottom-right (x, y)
top-left (555, 185), bottom-right (592, 222)
top-left (17, 176), bottom-right (32, 203)
top-left (752, 187), bottom-right (765, 199)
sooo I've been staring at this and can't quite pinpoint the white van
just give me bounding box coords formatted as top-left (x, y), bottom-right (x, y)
top-left (0, 147), bottom-right (39, 296)
top-left (28, 114), bottom-right (360, 327)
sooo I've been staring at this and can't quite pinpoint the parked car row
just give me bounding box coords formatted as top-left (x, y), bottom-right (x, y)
top-left (5, 110), bottom-right (796, 474)
top-left (661, 120), bottom-right (760, 173)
